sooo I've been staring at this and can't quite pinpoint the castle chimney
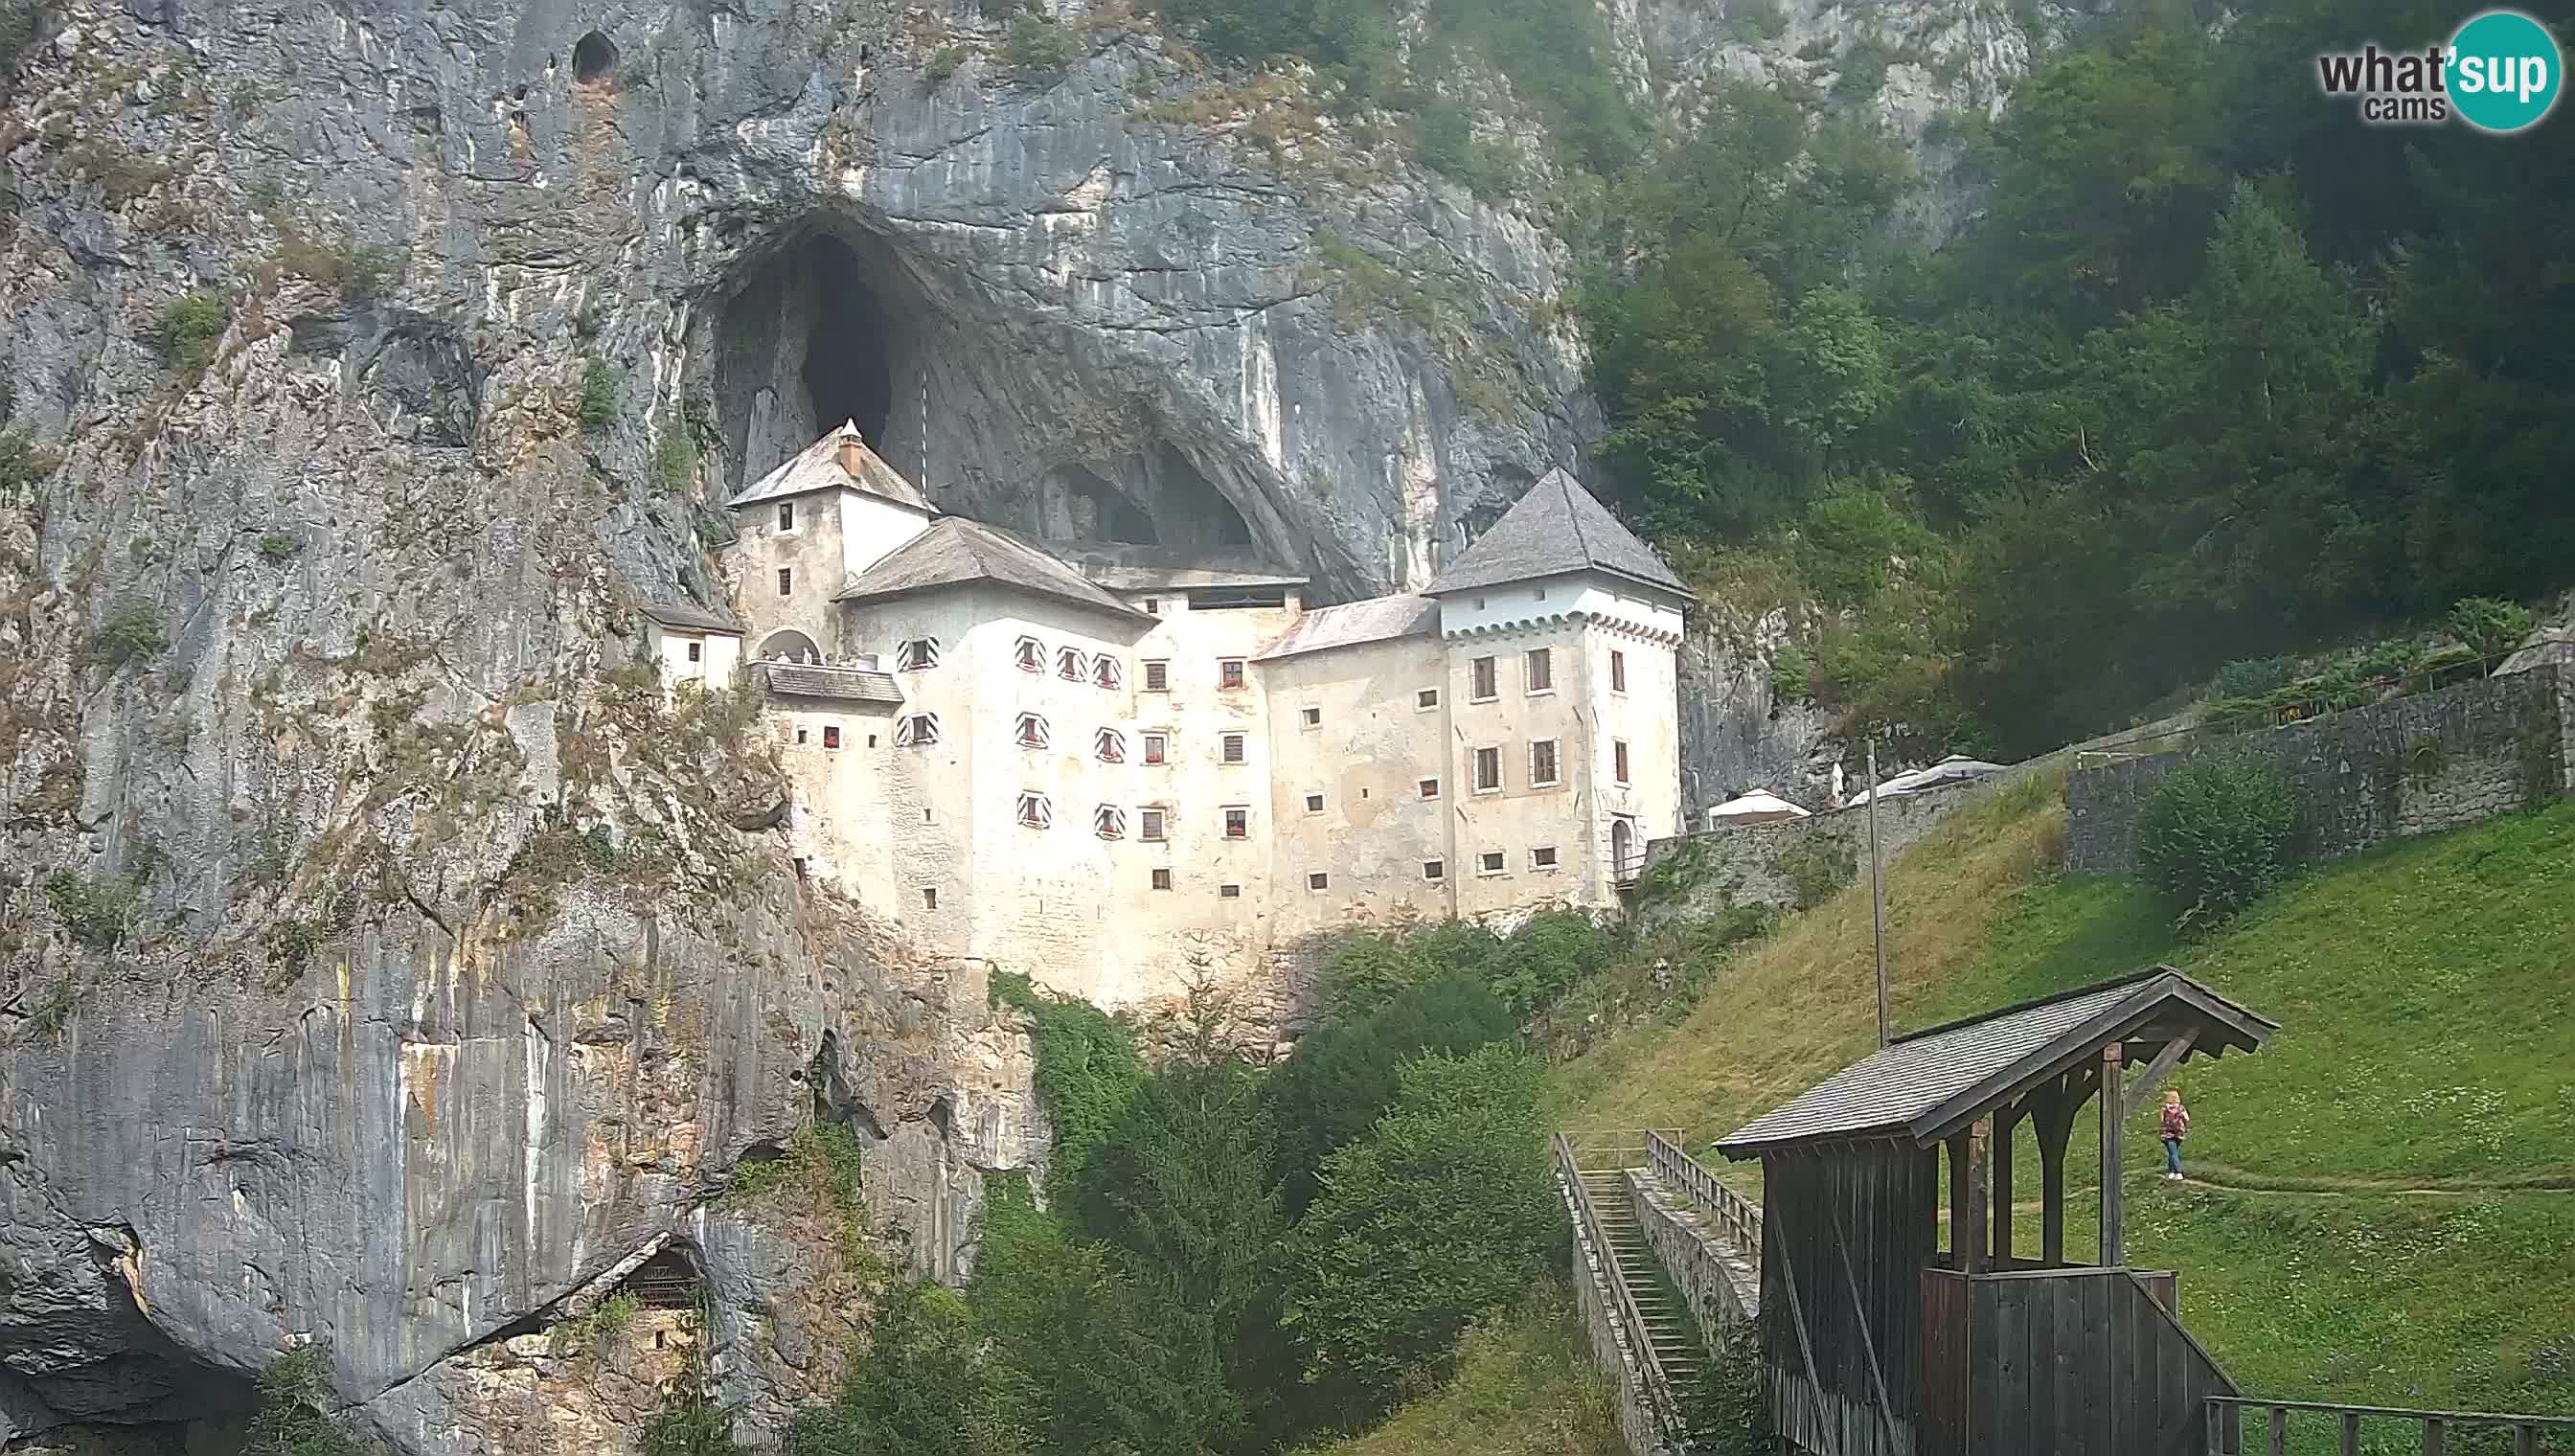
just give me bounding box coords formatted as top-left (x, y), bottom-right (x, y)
top-left (834, 422), bottom-right (867, 480)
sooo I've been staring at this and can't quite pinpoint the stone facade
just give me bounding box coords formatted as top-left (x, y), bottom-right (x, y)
top-left (1629, 1171), bottom-right (1756, 1337)
top-left (2063, 665), bottom-right (2568, 876)
top-left (1635, 779), bottom-right (1994, 923)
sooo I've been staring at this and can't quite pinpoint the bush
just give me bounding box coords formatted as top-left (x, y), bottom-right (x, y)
top-left (2132, 754), bottom-right (2299, 933)
top-left (991, 973), bottom-right (1144, 1191)
top-left (81, 604), bottom-right (167, 669)
top-left (2211, 655), bottom-right (2292, 698)
top-left (45, 871), bottom-right (138, 952)
top-left (156, 292), bottom-right (231, 370)
top-left (259, 532), bottom-right (301, 560)
top-left (784, 1282), bottom-right (1034, 1456)
top-left (925, 43), bottom-right (966, 80)
top-left (2447, 596), bottom-right (2534, 665)
top-left (1724, 0), bottom-right (1789, 43)
top-left (244, 1346), bottom-right (366, 1456)
top-left (655, 426), bottom-right (698, 491)
top-left (1005, 13), bottom-right (1077, 77)
top-left (1772, 641), bottom-right (1812, 702)
top-left (579, 358), bottom-right (620, 432)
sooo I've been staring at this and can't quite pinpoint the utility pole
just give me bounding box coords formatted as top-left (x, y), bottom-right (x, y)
top-left (1868, 737), bottom-right (1889, 1048)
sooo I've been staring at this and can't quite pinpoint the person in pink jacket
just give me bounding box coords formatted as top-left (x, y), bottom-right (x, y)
top-left (2160, 1088), bottom-right (2192, 1181)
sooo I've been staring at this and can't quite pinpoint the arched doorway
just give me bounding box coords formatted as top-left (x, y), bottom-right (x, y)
top-left (759, 629), bottom-right (821, 664)
top-left (1611, 818), bottom-right (1635, 881)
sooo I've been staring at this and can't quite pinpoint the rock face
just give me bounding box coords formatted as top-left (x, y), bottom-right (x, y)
top-left (0, 0), bottom-right (2062, 1448)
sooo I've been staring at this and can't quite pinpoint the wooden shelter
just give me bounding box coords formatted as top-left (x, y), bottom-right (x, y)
top-left (1714, 966), bottom-right (2278, 1456)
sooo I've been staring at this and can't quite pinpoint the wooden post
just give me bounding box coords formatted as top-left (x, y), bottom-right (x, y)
top-left (1868, 739), bottom-right (1889, 1048)
top-left (2101, 1042), bottom-right (2126, 1265)
top-left (2033, 1078), bottom-right (2070, 1266)
top-left (1961, 1117), bottom-right (1992, 1276)
top-left (1948, 1130), bottom-right (1971, 1267)
top-left (1992, 1105), bottom-right (2019, 1264)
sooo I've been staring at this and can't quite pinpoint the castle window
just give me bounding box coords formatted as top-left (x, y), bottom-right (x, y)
top-left (1140, 808), bottom-right (1167, 841)
top-left (823, 726), bottom-right (841, 750)
top-left (1530, 739), bottom-right (1560, 786)
top-left (1095, 655), bottom-right (1123, 690)
top-left (1015, 792), bottom-right (1053, 829)
top-left (1531, 845), bottom-right (1560, 870)
top-left (1094, 728), bottom-right (1127, 763)
top-left (1144, 598), bottom-right (1159, 615)
top-left (897, 637), bottom-right (940, 671)
top-left (1220, 733), bottom-right (1245, 764)
top-left (1014, 713), bottom-right (1051, 750)
top-left (777, 568), bottom-right (793, 597)
top-left (1420, 777), bottom-right (1440, 800)
top-left (1474, 746), bottom-right (1501, 793)
top-left (1470, 656), bottom-right (1496, 701)
top-left (777, 501), bottom-right (795, 531)
top-left (1301, 706), bottom-right (1321, 728)
top-left (895, 713), bottom-right (940, 746)
top-left (1151, 868), bottom-right (1173, 890)
top-left (1304, 792), bottom-right (1325, 814)
top-left (1613, 739), bottom-right (1630, 785)
top-left (1094, 805), bottom-right (1127, 839)
top-left (1417, 688), bottom-right (1439, 710)
top-left (1308, 872), bottom-right (1329, 892)
top-left (1535, 586), bottom-right (1547, 602)
top-left (1219, 883), bottom-right (1242, 899)
top-left (1058, 646), bottom-right (1088, 682)
top-left (1143, 733), bottom-right (1169, 765)
top-left (1222, 807), bottom-right (1248, 839)
top-left (1014, 636), bottom-right (1043, 672)
top-left (1610, 650), bottom-right (1628, 694)
top-left (1423, 859), bottom-right (1446, 881)
top-left (1144, 660), bottom-right (1170, 692)
top-left (686, 642), bottom-right (701, 663)
top-left (1525, 648), bottom-right (1553, 694)
top-left (923, 887), bottom-right (937, 909)
top-left (1479, 851), bottom-right (1506, 875)
top-left (1219, 659), bottom-right (1245, 690)
top-left (796, 727), bottom-right (809, 745)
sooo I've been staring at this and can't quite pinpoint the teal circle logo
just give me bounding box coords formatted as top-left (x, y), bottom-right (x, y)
top-left (2450, 10), bottom-right (2562, 132)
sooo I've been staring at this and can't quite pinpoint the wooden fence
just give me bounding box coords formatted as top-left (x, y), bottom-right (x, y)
top-left (2204, 1398), bottom-right (2575, 1455)
top-left (1918, 1264), bottom-right (2236, 1456)
top-left (1645, 1129), bottom-right (1762, 1255)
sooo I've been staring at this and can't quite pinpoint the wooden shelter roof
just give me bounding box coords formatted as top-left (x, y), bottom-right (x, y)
top-left (1715, 966), bottom-right (2276, 1157)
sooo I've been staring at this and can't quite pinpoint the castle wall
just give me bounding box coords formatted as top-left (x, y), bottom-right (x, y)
top-left (1260, 633), bottom-right (1456, 935)
top-left (1447, 619), bottom-right (1597, 922)
top-left (1582, 619), bottom-right (1685, 898)
top-left (726, 489), bottom-right (852, 656)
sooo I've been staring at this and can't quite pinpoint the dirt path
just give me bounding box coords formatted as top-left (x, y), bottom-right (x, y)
top-left (2172, 1160), bottom-right (2575, 1198)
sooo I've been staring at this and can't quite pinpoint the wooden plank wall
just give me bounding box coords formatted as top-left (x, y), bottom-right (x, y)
top-left (1918, 1266), bottom-right (2234, 1456)
top-left (1759, 1142), bottom-right (1939, 1456)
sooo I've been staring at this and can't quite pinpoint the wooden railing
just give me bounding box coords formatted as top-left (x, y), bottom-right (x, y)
top-left (2205, 1397), bottom-right (2575, 1455)
top-left (1551, 1132), bottom-right (1693, 1449)
top-left (1644, 1128), bottom-right (1761, 1254)
top-left (1560, 1126), bottom-right (1669, 1173)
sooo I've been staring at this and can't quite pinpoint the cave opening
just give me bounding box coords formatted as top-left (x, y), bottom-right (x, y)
top-left (799, 236), bottom-right (896, 448)
top-left (571, 31), bottom-right (618, 83)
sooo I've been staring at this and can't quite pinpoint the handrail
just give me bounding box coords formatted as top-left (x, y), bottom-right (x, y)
top-left (2204, 1396), bottom-right (2575, 1455)
top-left (1553, 1133), bottom-right (1693, 1448)
top-left (1644, 1129), bottom-right (1762, 1255)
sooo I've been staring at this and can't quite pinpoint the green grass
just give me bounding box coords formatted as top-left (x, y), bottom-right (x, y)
top-left (1556, 789), bottom-right (2575, 1426)
top-left (1297, 1280), bottom-right (1627, 1456)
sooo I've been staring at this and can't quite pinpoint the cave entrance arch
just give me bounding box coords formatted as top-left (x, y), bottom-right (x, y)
top-left (759, 629), bottom-right (821, 663)
top-left (799, 236), bottom-right (895, 447)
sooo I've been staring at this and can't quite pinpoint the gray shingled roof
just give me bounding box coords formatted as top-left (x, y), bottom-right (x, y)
top-left (754, 662), bottom-right (902, 705)
top-left (1715, 967), bottom-right (2275, 1155)
top-left (834, 518), bottom-right (1151, 623)
top-left (727, 422), bottom-right (935, 513)
top-left (635, 600), bottom-right (744, 634)
top-left (1254, 595), bottom-right (1441, 661)
top-left (1425, 468), bottom-right (1693, 599)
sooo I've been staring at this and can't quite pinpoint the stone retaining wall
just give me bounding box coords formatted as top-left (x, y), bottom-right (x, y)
top-left (1557, 1165), bottom-right (1674, 1456)
top-left (2064, 663), bottom-right (2566, 875)
top-left (1629, 1171), bottom-right (1753, 1335)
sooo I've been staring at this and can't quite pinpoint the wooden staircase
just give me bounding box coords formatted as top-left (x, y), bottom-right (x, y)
top-left (1582, 1168), bottom-right (1708, 1411)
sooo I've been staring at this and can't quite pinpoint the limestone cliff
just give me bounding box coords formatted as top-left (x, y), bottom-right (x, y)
top-left (0, 0), bottom-right (2061, 1448)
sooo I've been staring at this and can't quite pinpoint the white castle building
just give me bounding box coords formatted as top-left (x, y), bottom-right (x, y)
top-left (660, 424), bottom-right (1692, 1013)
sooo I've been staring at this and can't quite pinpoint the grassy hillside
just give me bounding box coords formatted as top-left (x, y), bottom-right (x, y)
top-left (1555, 781), bottom-right (2575, 1420)
top-left (1298, 1282), bottom-right (1627, 1456)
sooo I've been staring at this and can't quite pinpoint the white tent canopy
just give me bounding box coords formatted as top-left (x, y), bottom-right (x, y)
top-left (1707, 790), bottom-right (1812, 826)
top-left (1846, 755), bottom-right (2009, 808)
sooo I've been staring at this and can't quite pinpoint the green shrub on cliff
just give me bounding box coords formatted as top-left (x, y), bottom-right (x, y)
top-left (244, 1346), bottom-right (368, 1456)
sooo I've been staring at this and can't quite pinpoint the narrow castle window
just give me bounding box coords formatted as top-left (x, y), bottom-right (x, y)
top-left (1015, 792), bottom-right (1053, 830)
top-left (1219, 659), bottom-right (1245, 690)
top-left (897, 637), bottom-right (940, 671)
top-left (1058, 647), bottom-right (1088, 682)
top-left (923, 887), bottom-right (937, 909)
top-left (1613, 739), bottom-right (1630, 785)
top-left (1222, 808), bottom-right (1248, 839)
top-left (686, 642), bottom-right (701, 663)
top-left (1301, 706), bottom-right (1321, 728)
top-left (1610, 650), bottom-right (1628, 694)
top-left (778, 501), bottom-right (795, 531)
top-left (1219, 883), bottom-right (1242, 899)
top-left (1470, 657), bottom-right (1496, 701)
top-left (1094, 728), bottom-right (1126, 763)
top-left (1531, 845), bottom-right (1559, 870)
top-left (1479, 851), bottom-right (1506, 875)
top-left (1143, 733), bottom-right (1169, 765)
top-left (1220, 733), bottom-right (1245, 764)
top-left (796, 728), bottom-right (809, 745)
top-left (1094, 805), bottom-right (1127, 839)
top-left (1417, 688), bottom-right (1439, 710)
top-left (1144, 597), bottom-right (1159, 615)
top-left (1014, 713), bottom-right (1051, 749)
top-left (1095, 655), bottom-right (1123, 690)
top-left (1526, 648), bottom-right (1553, 694)
top-left (1308, 872), bottom-right (1329, 891)
top-left (777, 568), bottom-right (793, 597)
top-left (1420, 777), bottom-right (1440, 799)
top-left (1140, 808), bottom-right (1167, 841)
top-left (1015, 636), bottom-right (1043, 672)
top-left (895, 713), bottom-right (940, 746)
top-left (1151, 868), bottom-right (1173, 890)
top-left (1144, 661), bottom-right (1170, 692)
top-left (1304, 792), bottom-right (1325, 814)
top-left (1423, 859), bottom-right (1446, 881)
top-left (1531, 739), bottom-right (1560, 786)
top-left (1474, 746), bottom-right (1501, 793)
top-left (823, 726), bottom-right (841, 750)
